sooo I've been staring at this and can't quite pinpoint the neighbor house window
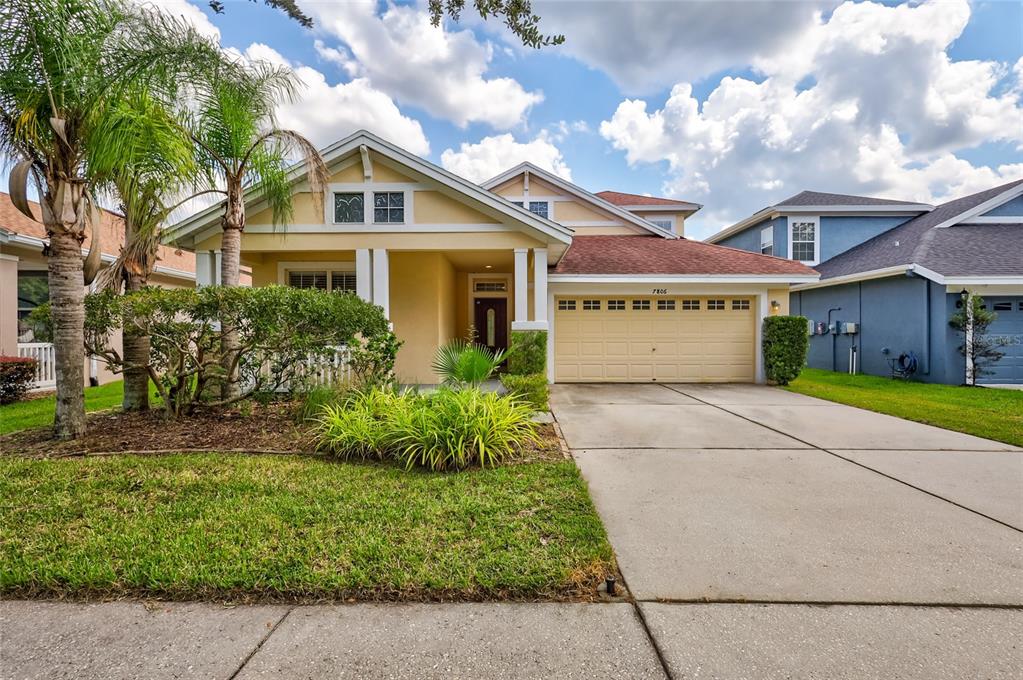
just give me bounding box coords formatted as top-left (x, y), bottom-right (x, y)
top-left (760, 226), bottom-right (774, 255)
top-left (632, 299), bottom-right (651, 311)
top-left (992, 302), bottom-right (1012, 311)
top-left (558, 299), bottom-right (576, 311)
top-left (527, 201), bottom-right (549, 218)
top-left (333, 192), bottom-right (364, 223)
top-left (657, 299), bottom-right (676, 311)
top-left (373, 192), bottom-right (404, 223)
top-left (707, 299), bottom-right (725, 310)
top-left (682, 299), bottom-right (700, 311)
top-left (288, 270), bottom-right (356, 293)
top-left (583, 299), bottom-right (601, 311)
top-left (607, 299), bottom-right (626, 311)
top-left (732, 299), bottom-right (751, 311)
top-left (790, 217), bottom-right (818, 263)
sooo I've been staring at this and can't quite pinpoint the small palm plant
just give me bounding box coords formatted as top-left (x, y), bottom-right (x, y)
top-left (432, 339), bottom-right (505, 388)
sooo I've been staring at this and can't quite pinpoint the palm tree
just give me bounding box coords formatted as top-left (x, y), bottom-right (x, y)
top-left (189, 60), bottom-right (328, 397)
top-left (0, 0), bottom-right (223, 437)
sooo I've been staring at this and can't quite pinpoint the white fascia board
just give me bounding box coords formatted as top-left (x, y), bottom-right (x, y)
top-left (941, 276), bottom-right (1023, 285)
top-left (167, 131), bottom-right (574, 247)
top-left (793, 264), bottom-right (1023, 291)
top-left (790, 265), bottom-right (911, 290)
top-left (482, 162), bottom-right (680, 239)
top-left (932, 182), bottom-right (1023, 229)
top-left (618, 203), bottom-right (701, 212)
top-left (549, 274), bottom-right (820, 284)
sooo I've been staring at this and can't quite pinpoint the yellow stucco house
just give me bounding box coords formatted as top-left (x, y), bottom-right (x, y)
top-left (166, 131), bottom-right (817, 384)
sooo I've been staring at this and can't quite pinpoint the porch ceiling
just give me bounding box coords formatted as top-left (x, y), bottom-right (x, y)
top-left (442, 249), bottom-right (515, 272)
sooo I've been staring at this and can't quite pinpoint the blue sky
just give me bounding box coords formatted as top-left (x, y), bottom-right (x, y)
top-left (166, 0), bottom-right (1021, 237)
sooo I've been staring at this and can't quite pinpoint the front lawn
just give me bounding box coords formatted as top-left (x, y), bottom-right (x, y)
top-left (784, 369), bottom-right (1023, 447)
top-left (0, 453), bottom-right (614, 601)
top-left (1, 381), bottom-right (127, 435)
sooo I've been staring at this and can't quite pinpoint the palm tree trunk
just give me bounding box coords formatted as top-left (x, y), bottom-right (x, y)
top-left (219, 181), bottom-right (244, 398)
top-left (122, 272), bottom-right (149, 411)
top-left (48, 228), bottom-right (87, 439)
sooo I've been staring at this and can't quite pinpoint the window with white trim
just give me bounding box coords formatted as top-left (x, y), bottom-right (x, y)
top-left (632, 299), bottom-right (651, 311)
top-left (608, 299), bottom-right (625, 311)
top-left (583, 299), bottom-right (601, 311)
top-left (682, 299), bottom-right (700, 311)
top-left (707, 299), bottom-right (725, 310)
top-left (657, 299), bottom-right (676, 311)
top-left (333, 192), bottom-right (364, 223)
top-left (474, 280), bottom-right (507, 292)
top-left (373, 191), bottom-right (404, 223)
top-left (731, 299), bottom-right (750, 311)
top-left (790, 217), bottom-right (818, 263)
top-left (527, 201), bottom-right (549, 218)
top-left (649, 218), bottom-right (674, 232)
top-left (558, 299), bottom-right (576, 311)
top-left (288, 270), bottom-right (357, 293)
top-left (760, 226), bottom-right (774, 255)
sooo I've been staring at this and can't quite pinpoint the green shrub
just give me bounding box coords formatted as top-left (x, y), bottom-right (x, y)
top-left (432, 339), bottom-right (504, 386)
top-left (0, 356), bottom-right (38, 405)
top-left (316, 387), bottom-right (539, 471)
top-left (500, 372), bottom-right (549, 411)
top-left (762, 315), bottom-right (810, 385)
top-left (294, 383), bottom-right (348, 423)
top-left (507, 330), bottom-right (547, 375)
top-left (348, 331), bottom-right (403, 389)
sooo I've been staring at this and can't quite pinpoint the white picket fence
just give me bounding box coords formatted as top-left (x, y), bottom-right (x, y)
top-left (16, 342), bottom-right (57, 389)
top-left (292, 345), bottom-right (352, 389)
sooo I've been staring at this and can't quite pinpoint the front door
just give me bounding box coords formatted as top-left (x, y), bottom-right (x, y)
top-left (474, 297), bottom-right (508, 356)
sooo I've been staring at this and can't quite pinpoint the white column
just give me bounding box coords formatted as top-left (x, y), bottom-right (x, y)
top-left (372, 248), bottom-right (390, 319)
top-left (546, 289), bottom-right (555, 384)
top-left (513, 248), bottom-right (528, 323)
top-left (355, 249), bottom-right (373, 302)
top-left (196, 251), bottom-right (214, 287)
top-left (214, 250), bottom-right (223, 285)
top-left (533, 248), bottom-right (548, 324)
top-left (755, 290), bottom-right (769, 384)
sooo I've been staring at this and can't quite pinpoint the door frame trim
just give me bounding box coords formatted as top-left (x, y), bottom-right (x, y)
top-left (468, 272), bottom-right (512, 342)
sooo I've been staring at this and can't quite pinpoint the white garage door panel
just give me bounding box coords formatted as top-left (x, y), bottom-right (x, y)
top-left (555, 296), bottom-right (756, 383)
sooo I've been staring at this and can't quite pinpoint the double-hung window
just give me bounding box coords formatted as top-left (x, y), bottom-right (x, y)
top-left (789, 217), bottom-right (819, 263)
top-left (288, 269), bottom-right (357, 293)
top-left (760, 226), bottom-right (774, 255)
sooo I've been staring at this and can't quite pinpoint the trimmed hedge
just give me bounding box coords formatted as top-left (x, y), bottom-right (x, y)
top-left (500, 372), bottom-right (549, 411)
top-left (0, 356), bottom-right (38, 405)
top-left (507, 330), bottom-right (547, 375)
top-left (762, 315), bottom-right (810, 385)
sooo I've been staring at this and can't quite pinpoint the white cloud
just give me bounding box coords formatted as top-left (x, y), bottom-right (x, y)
top-left (533, 0), bottom-right (834, 95)
top-left (132, 0), bottom-right (220, 40)
top-left (598, 0), bottom-right (1023, 239)
top-left (440, 133), bottom-right (572, 183)
top-left (306, 1), bottom-right (542, 129)
top-left (237, 44), bottom-right (430, 156)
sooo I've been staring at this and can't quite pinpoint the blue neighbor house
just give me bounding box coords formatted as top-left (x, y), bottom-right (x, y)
top-left (707, 180), bottom-right (1023, 386)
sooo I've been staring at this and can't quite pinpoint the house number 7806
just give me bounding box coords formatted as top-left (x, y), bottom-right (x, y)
top-left (652, 288), bottom-right (668, 295)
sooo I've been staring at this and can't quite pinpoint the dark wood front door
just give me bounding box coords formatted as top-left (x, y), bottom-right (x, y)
top-left (474, 297), bottom-right (508, 355)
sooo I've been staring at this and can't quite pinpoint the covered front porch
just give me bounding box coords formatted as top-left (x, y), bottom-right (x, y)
top-left (204, 243), bottom-right (550, 383)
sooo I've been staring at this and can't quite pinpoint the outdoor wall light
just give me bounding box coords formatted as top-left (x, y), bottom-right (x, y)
top-left (771, 300), bottom-right (781, 312)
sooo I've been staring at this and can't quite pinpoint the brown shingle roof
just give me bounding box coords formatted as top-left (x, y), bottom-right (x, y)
top-left (595, 190), bottom-right (697, 208)
top-left (552, 235), bottom-right (818, 276)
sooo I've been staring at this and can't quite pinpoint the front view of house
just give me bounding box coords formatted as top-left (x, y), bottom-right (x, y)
top-left (166, 131), bottom-right (816, 384)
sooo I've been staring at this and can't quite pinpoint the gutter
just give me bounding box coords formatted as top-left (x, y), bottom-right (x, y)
top-left (549, 274), bottom-right (820, 284)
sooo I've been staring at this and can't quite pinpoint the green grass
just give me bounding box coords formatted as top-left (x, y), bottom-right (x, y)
top-left (785, 369), bottom-right (1023, 447)
top-left (0, 453), bottom-right (615, 601)
top-left (0, 381), bottom-right (127, 435)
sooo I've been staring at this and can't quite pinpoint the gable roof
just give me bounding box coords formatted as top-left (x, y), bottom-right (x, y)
top-left (594, 190), bottom-right (700, 211)
top-left (706, 190), bottom-right (933, 244)
top-left (813, 179), bottom-right (1023, 282)
top-left (550, 234), bottom-right (817, 280)
top-left (165, 130), bottom-right (573, 248)
top-left (481, 162), bottom-right (681, 239)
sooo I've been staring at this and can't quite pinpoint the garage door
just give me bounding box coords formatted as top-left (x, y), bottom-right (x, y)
top-left (554, 296), bottom-right (756, 382)
top-left (978, 297), bottom-right (1023, 385)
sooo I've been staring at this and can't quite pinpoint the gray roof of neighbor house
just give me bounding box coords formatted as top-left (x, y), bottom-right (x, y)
top-left (777, 190), bottom-right (926, 207)
top-left (816, 179), bottom-right (1023, 279)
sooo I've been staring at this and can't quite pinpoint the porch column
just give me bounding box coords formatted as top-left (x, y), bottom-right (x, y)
top-left (755, 291), bottom-right (769, 384)
top-left (355, 249), bottom-right (373, 302)
top-left (533, 248), bottom-right (548, 324)
top-left (0, 254), bottom-right (18, 356)
top-left (372, 248), bottom-right (390, 319)
top-left (214, 250), bottom-right (223, 285)
top-left (513, 248), bottom-right (528, 323)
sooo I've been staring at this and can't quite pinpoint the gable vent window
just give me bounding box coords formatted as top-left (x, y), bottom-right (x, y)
top-left (373, 192), bottom-right (404, 223)
top-left (657, 299), bottom-right (676, 311)
top-left (708, 299), bottom-right (725, 311)
top-left (993, 302), bottom-right (1013, 311)
top-left (288, 270), bottom-right (357, 293)
top-left (632, 299), bottom-right (651, 311)
top-left (731, 299), bottom-right (751, 311)
top-left (334, 192), bottom-right (364, 223)
top-left (760, 226), bottom-right (774, 255)
top-left (583, 299), bottom-right (601, 311)
top-left (608, 299), bottom-right (626, 311)
top-left (558, 299), bottom-right (576, 311)
top-left (528, 201), bottom-right (549, 219)
top-left (682, 299), bottom-right (700, 311)
top-left (474, 281), bottom-right (507, 292)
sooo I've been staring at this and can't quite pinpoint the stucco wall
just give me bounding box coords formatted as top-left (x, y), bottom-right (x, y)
top-left (717, 216), bottom-right (787, 258)
top-left (819, 215), bottom-right (908, 262)
top-left (390, 252), bottom-right (461, 383)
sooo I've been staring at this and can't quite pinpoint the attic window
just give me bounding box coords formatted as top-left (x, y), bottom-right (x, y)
top-left (373, 192), bottom-right (404, 223)
top-left (334, 192), bottom-right (364, 223)
top-left (528, 201), bottom-right (549, 218)
top-left (649, 218), bottom-right (675, 232)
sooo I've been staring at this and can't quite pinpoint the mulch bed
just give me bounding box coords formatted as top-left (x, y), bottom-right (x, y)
top-left (1, 402), bottom-right (565, 462)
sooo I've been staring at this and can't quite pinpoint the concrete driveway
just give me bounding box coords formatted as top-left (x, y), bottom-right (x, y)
top-left (553, 382), bottom-right (1023, 677)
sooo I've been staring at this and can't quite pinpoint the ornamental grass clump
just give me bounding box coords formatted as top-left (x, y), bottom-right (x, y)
top-left (316, 387), bottom-right (540, 471)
